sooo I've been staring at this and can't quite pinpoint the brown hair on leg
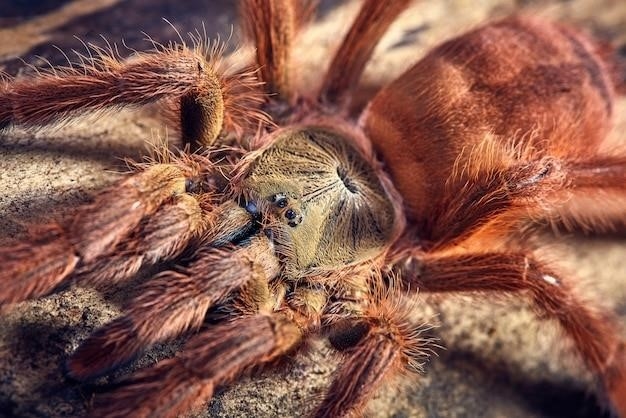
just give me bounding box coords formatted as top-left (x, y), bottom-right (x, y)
top-left (0, 164), bottom-right (190, 308)
top-left (550, 155), bottom-right (626, 232)
top-left (394, 250), bottom-right (626, 416)
top-left (0, 43), bottom-right (268, 149)
top-left (315, 284), bottom-right (434, 418)
top-left (89, 313), bottom-right (302, 418)
top-left (315, 331), bottom-right (400, 418)
top-left (5, 48), bottom-right (223, 141)
top-left (424, 155), bottom-right (564, 249)
top-left (66, 236), bottom-right (278, 380)
top-left (239, 0), bottom-right (315, 100)
top-left (319, 0), bottom-right (412, 106)
top-left (424, 151), bottom-right (626, 249)
top-left (0, 224), bottom-right (78, 307)
top-left (69, 164), bottom-right (188, 263)
top-left (74, 193), bottom-right (209, 288)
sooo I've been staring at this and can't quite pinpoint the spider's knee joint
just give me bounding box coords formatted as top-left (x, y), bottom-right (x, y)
top-left (327, 319), bottom-right (370, 351)
top-left (508, 158), bottom-right (563, 192)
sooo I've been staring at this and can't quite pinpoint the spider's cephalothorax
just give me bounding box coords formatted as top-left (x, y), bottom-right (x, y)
top-left (1, 1), bottom-right (626, 417)
top-left (241, 126), bottom-right (398, 275)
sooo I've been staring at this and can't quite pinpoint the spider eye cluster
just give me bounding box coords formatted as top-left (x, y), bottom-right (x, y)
top-left (243, 127), bottom-right (396, 273)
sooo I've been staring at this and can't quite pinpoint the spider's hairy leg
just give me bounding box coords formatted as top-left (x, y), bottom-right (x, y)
top-left (417, 151), bottom-right (626, 249)
top-left (73, 193), bottom-right (207, 287)
top-left (315, 288), bottom-right (432, 418)
top-left (315, 328), bottom-right (399, 418)
top-left (548, 154), bottom-right (626, 231)
top-left (90, 312), bottom-right (302, 418)
top-left (319, 0), bottom-right (412, 106)
top-left (0, 223), bottom-right (79, 308)
top-left (0, 163), bottom-right (207, 307)
top-left (423, 155), bottom-right (566, 249)
top-left (1, 46), bottom-right (229, 148)
top-left (66, 236), bottom-right (278, 380)
top-left (239, 0), bottom-right (316, 99)
top-left (394, 251), bottom-right (626, 416)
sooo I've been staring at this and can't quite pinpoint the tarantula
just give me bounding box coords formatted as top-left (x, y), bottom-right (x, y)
top-left (1, 0), bottom-right (625, 417)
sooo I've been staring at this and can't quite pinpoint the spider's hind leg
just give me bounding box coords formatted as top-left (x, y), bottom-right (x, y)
top-left (239, 0), bottom-right (316, 100)
top-left (393, 250), bottom-right (626, 417)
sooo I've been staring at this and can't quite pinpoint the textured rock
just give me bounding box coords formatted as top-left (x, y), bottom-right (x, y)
top-left (1, 1), bottom-right (625, 417)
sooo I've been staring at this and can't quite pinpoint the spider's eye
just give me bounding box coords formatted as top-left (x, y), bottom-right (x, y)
top-left (244, 127), bottom-right (396, 273)
top-left (271, 193), bottom-right (289, 208)
top-left (285, 209), bottom-right (297, 220)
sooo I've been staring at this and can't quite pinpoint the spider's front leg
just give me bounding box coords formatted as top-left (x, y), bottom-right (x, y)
top-left (0, 40), bottom-right (262, 149)
top-left (91, 312), bottom-right (302, 418)
top-left (77, 233), bottom-right (303, 418)
top-left (65, 234), bottom-right (279, 380)
top-left (392, 251), bottom-right (626, 416)
top-left (0, 157), bottom-right (229, 308)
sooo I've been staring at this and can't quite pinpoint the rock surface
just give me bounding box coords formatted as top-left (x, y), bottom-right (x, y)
top-left (1, 1), bottom-right (625, 417)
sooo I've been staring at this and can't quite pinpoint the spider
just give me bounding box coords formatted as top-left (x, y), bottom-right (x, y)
top-left (1, 0), bottom-right (625, 417)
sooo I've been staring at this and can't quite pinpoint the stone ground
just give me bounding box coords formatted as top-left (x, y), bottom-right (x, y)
top-left (0, 0), bottom-right (625, 417)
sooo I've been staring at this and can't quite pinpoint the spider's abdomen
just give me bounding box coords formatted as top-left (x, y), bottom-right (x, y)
top-left (362, 16), bottom-right (616, 221)
top-left (242, 127), bottom-right (396, 274)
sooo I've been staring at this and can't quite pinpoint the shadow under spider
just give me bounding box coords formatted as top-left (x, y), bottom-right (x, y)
top-left (436, 348), bottom-right (612, 418)
top-left (0, 134), bottom-right (147, 164)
